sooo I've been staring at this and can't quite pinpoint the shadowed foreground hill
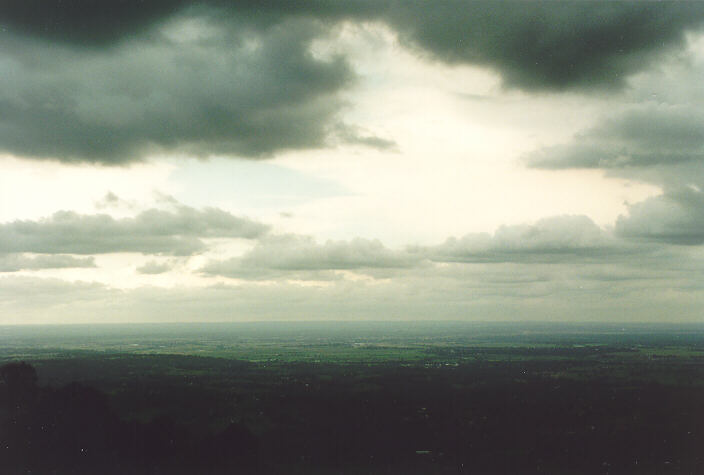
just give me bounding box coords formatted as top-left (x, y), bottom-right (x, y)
top-left (2, 347), bottom-right (704, 474)
top-left (0, 361), bottom-right (259, 474)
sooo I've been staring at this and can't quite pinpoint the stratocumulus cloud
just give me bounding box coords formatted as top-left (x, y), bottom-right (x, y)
top-left (0, 204), bottom-right (268, 256)
top-left (428, 216), bottom-right (628, 264)
top-left (527, 106), bottom-right (704, 170)
top-left (201, 234), bottom-right (422, 280)
top-left (0, 254), bottom-right (96, 272)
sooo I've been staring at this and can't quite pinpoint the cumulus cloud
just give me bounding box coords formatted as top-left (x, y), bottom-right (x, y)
top-left (136, 260), bottom-right (175, 275)
top-left (429, 215), bottom-right (626, 263)
top-left (0, 204), bottom-right (268, 256)
top-left (616, 187), bottom-right (704, 245)
top-left (524, 61), bottom-right (704, 248)
top-left (94, 191), bottom-right (138, 211)
top-left (0, 253), bottom-right (96, 272)
top-left (201, 234), bottom-right (422, 280)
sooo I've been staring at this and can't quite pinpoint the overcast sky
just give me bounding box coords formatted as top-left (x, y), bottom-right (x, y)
top-left (2, 1), bottom-right (704, 324)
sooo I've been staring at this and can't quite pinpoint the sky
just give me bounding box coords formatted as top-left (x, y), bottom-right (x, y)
top-left (2, 1), bottom-right (704, 324)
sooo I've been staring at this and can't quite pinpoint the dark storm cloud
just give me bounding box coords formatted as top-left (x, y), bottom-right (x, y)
top-left (0, 1), bottom-right (376, 46)
top-left (0, 253), bottom-right (96, 272)
top-left (5, 1), bottom-right (702, 89)
top-left (0, 0), bottom-right (188, 46)
top-left (429, 215), bottom-right (628, 264)
top-left (527, 106), bottom-right (704, 170)
top-left (201, 234), bottom-right (421, 280)
top-left (0, 14), bottom-right (354, 164)
top-left (384, 1), bottom-right (704, 91)
top-left (2, 2), bottom-right (703, 165)
top-left (0, 205), bottom-right (268, 256)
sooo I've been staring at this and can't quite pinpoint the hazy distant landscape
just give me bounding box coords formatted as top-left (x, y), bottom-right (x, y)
top-left (3, 322), bottom-right (704, 473)
top-left (4, 321), bottom-right (704, 364)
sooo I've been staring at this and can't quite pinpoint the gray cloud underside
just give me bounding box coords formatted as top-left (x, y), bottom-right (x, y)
top-left (527, 106), bottom-right (704, 171)
top-left (201, 235), bottom-right (421, 280)
top-left (0, 210), bottom-right (640, 278)
top-left (2, 2), bottom-right (703, 164)
top-left (384, 1), bottom-right (704, 92)
top-left (0, 205), bottom-right (268, 256)
top-left (0, 253), bottom-right (96, 272)
top-left (5, 1), bottom-right (702, 90)
top-left (427, 215), bottom-right (634, 264)
top-left (0, 16), bottom-right (359, 164)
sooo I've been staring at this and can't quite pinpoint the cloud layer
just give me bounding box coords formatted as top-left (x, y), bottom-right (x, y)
top-left (200, 215), bottom-right (643, 282)
top-left (1, 207), bottom-right (703, 323)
